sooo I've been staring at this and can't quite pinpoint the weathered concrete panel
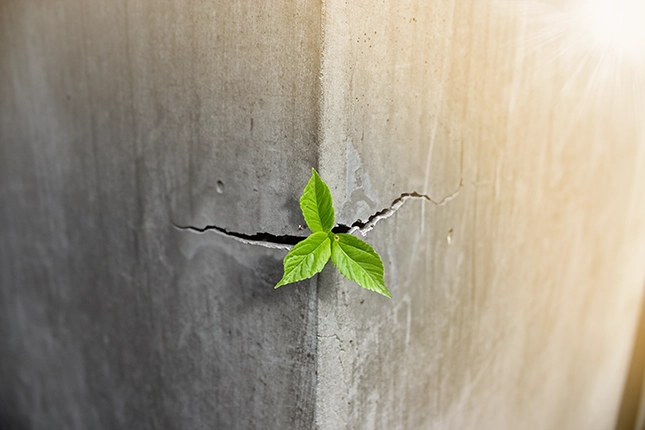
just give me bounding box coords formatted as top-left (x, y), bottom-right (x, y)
top-left (317, 1), bottom-right (645, 429)
top-left (0, 1), bottom-right (320, 429)
top-left (2, 0), bottom-right (645, 429)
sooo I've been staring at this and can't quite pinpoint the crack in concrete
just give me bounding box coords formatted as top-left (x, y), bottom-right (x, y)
top-left (171, 222), bottom-right (301, 250)
top-left (338, 180), bottom-right (463, 236)
top-left (172, 182), bottom-right (462, 248)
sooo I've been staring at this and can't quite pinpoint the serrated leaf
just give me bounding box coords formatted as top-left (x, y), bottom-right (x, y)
top-left (300, 168), bottom-right (335, 233)
top-left (330, 233), bottom-right (391, 298)
top-left (275, 231), bottom-right (331, 288)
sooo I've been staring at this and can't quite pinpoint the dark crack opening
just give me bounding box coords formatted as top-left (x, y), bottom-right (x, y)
top-left (171, 222), bottom-right (305, 249)
top-left (172, 183), bottom-right (462, 249)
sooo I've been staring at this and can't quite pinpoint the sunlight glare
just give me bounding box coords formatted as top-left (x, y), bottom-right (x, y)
top-left (579, 0), bottom-right (645, 58)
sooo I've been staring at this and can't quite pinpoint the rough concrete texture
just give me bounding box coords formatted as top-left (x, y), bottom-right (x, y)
top-left (0, 1), bottom-right (319, 429)
top-left (317, 1), bottom-right (645, 429)
top-left (2, 1), bottom-right (645, 430)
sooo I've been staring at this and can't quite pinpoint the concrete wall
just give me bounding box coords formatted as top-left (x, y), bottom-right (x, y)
top-left (316, 1), bottom-right (645, 429)
top-left (616, 290), bottom-right (645, 430)
top-left (2, 1), bottom-right (645, 429)
top-left (0, 1), bottom-right (321, 429)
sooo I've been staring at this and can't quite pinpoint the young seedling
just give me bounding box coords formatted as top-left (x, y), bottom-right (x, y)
top-left (275, 168), bottom-right (391, 298)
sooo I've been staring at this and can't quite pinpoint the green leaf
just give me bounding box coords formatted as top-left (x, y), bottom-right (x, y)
top-left (275, 168), bottom-right (390, 298)
top-left (330, 233), bottom-right (391, 298)
top-left (300, 168), bottom-right (335, 233)
top-left (275, 231), bottom-right (331, 288)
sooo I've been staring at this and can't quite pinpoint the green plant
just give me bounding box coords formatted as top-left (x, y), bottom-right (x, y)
top-left (275, 168), bottom-right (391, 298)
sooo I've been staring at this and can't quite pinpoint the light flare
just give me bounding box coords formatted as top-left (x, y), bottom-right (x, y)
top-left (496, 0), bottom-right (645, 123)
top-left (578, 0), bottom-right (645, 58)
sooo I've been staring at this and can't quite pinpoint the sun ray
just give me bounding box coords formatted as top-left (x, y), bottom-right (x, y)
top-left (494, 0), bottom-right (645, 125)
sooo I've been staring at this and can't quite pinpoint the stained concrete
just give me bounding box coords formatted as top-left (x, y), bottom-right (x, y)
top-left (0, 1), bottom-right (320, 429)
top-left (3, 1), bottom-right (645, 430)
top-left (316, 1), bottom-right (645, 429)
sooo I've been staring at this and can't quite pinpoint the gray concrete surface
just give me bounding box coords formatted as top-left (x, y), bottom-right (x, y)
top-left (0, 1), bottom-right (320, 429)
top-left (316, 1), bottom-right (645, 429)
top-left (2, 1), bottom-right (645, 430)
